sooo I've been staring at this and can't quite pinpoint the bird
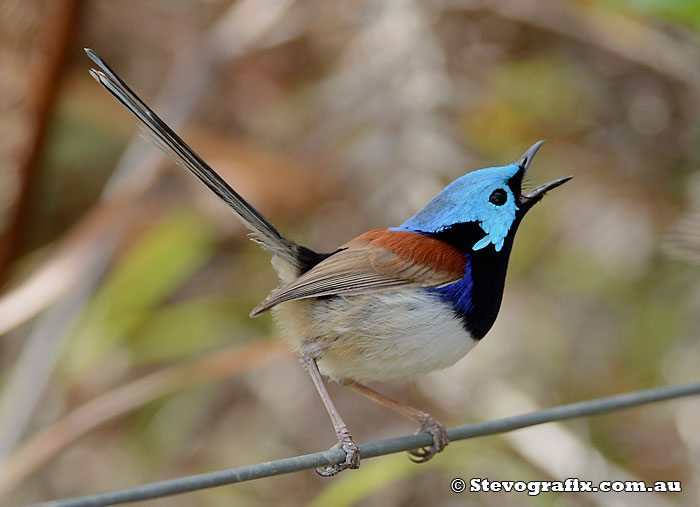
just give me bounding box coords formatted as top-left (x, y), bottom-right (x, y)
top-left (86, 48), bottom-right (572, 477)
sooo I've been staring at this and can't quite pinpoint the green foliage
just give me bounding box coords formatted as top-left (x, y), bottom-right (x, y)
top-left (128, 297), bottom-right (250, 363)
top-left (618, 0), bottom-right (700, 29)
top-left (463, 54), bottom-right (598, 155)
top-left (62, 210), bottom-right (216, 377)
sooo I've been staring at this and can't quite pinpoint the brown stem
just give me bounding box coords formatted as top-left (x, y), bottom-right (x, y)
top-left (0, 0), bottom-right (84, 287)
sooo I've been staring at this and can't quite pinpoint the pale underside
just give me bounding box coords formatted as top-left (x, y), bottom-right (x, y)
top-left (259, 244), bottom-right (476, 383)
top-left (272, 289), bottom-right (477, 382)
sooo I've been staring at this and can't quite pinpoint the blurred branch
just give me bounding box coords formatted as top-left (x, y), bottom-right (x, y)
top-left (0, 0), bottom-right (297, 470)
top-left (0, 198), bottom-right (157, 464)
top-left (450, 0), bottom-right (700, 95)
top-left (0, 341), bottom-right (287, 501)
top-left (0, 193), bottom-right (155, 336)
top-left (31, 380), bottom-right (700, 507)
top-left (0, 0), bottom-right (297, 336)
top-left (0, 0), bottom-right (84, 286)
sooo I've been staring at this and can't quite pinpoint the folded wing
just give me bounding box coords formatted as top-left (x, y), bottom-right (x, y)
top-left (250, 229), bottom-right (466, 316)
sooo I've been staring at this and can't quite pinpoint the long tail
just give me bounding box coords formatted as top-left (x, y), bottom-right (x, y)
top-left (85, 48), bottom-right (320, 272)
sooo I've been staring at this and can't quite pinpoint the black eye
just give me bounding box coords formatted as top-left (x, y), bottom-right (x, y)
top-left (489, 189), bottom-right (507, 206)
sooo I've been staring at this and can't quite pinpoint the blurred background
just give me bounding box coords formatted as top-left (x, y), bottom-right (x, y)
top-left (1, 0), bottom-right (700, 505)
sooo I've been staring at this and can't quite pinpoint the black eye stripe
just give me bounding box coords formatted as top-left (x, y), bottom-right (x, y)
top-left (489, 189), bottom-right (507, 206)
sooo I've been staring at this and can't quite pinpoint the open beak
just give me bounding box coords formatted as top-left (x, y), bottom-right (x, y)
top-left (517, 139), bottom-right (546, 172)
top-left (516, 140), bottom-right (573, 204)
top-left (523, 175), bottom-right (573, 200)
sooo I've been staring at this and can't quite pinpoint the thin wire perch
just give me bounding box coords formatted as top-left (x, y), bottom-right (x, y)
top-left (34, 380), bottom-right (700, 507)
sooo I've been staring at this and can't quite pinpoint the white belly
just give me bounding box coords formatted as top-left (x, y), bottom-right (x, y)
top-left (272, 288), bottom-right (477, 383)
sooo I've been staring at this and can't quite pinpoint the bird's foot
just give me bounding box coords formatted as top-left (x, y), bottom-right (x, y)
top-left (408, 414), bottom-right (449, 463)
top-left (316, 430), bottom-right (361, 477)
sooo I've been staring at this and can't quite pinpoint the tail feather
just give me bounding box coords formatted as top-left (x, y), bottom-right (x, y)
top-left (85, 48), bottom-right (306, 269)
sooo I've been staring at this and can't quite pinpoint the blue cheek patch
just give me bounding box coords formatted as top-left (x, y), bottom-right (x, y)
top-left (472, 236), bottom-right (492, 251)
top-left (394, 163), bottom-right (520, 252)
top-left (472, 199), bottom-right (518, 252)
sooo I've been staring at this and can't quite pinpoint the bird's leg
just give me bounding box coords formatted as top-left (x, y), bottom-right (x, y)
top-left (344, 380), bottom-right (449, 463)
top-left (301, 353), bottom-right (360, 476)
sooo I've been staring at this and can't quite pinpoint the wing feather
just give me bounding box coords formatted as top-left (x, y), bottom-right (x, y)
top-left (250, 229), bottom-right (466, 316)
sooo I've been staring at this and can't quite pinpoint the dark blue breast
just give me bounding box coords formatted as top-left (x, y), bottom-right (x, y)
top-left (429, 254), bottom-right (474, 315)
top-left (428, 253), bottom-right (505, 340)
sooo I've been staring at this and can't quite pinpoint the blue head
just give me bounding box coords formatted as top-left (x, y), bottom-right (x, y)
top-left (393, 141), bottom-right (571, 252)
